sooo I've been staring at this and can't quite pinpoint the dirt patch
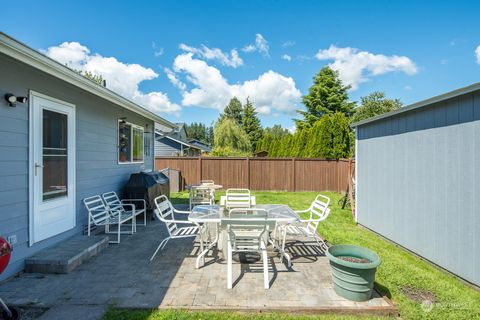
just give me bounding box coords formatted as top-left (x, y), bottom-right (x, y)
top-left (337, 256), bottom-right (371, 263)
top-left (402, 286), bottom-right (436, 304)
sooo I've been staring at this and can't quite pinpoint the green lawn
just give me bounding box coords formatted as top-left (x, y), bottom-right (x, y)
top-left (104, 191), bottom-right (480, 320)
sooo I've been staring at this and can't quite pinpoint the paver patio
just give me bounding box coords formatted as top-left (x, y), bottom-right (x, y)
top-left (0, 209), bottom-right (395, 319)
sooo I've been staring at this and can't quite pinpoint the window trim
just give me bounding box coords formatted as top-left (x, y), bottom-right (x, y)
top-left (118, 120), bottom-right (144, 165)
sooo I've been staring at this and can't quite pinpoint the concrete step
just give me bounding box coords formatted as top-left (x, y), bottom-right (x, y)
top-left (25, 235), bottom-right (108, 274)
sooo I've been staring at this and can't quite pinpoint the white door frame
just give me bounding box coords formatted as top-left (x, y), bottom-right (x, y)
top-left (28, 91), bottom-right (76, 246)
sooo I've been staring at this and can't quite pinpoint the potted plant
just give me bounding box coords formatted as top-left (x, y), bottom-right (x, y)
top-left (326, 244), bottom-right (381, 302)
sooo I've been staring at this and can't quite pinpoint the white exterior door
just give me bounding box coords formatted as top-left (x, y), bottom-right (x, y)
top-left (30, 92), bottom-right (76, 244)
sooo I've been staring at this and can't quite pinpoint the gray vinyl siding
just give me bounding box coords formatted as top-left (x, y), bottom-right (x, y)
top-left (0, 53), bottom-right (155, 281)
top-left (356, 92), bottom-right (480, 286)
top-left (155, 137), bottom-right (182, 156)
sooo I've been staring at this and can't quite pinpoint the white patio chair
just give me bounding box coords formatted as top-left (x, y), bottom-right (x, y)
top-left (83, 195), bottom-right (135, 244)
top-left (200, 179), bottom-right (215, 185)
top-left (189, 185), bottom-right (215, 211)
top-left (102, 191), bottom-right (147, 231)
top-left (278, 194), bottom-right (331, 252)
top-left (223, 211), bottom-right (271, 289)
top-left (220, 195), bottom-right (256, 207)
top-left (150, 195), bottom-right (204, 261)
top-left (224, 188), bottom-right (253, 209)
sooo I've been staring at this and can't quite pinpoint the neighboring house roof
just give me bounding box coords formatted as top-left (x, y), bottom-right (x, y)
top-left (254, 150), bottom-right (269, 157)
top-left (0, 32), bottom-right (175, 129)
top-left (351, 82), bottom-right (480, 128)
top-left (155, 131), bottom-right (203, 150)
top-left (188, 139), bottom-right (212, 152)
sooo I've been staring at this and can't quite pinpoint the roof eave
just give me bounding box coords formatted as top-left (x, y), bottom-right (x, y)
top-left (0, 32), bottom-right (175, 129)
top-left (351, 82), bottom-right (480, 128)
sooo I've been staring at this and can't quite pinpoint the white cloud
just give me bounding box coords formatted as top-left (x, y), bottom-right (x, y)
top-left (242, 34), bottom-right (269, 57)
top-left (169, 53), bottom-right (301, 115)
top-left (475, 45), bottom-right (480, 64)
top-left (164, 67), bottom-right (186, 92)
top-left (316, 45), bottom-right (418, 90)
top-left (44, 41), bottom-right (181, 114)
top-left (281, 54), bottom-right (292, 61)
top-left (282, 40), bottom-right (295, 48)
top-left (179, 43), bottom-right (243, 68)
top-left (404, 85), bottom-right (412, 91)
top-left (288, 125), bottom-right (297, 134)
top-left (152, 41), bottom-right (164, 57)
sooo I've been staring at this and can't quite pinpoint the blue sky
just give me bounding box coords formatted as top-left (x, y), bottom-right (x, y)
top-left (2, 1), bottom-right (480, 129)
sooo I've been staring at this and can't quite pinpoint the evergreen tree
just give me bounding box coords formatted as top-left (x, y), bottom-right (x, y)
top-left (242, 98), bottom-right (263, 151)
top-left (291, 128), bottom-right (310, 157)
top-left (351, 92), bottom-right (402, 123)
top-left (317, 113), bottom-right (352, 159)
top-left (305, 121), bottom-right (324, 158)
top-left (220, 97), bottom-right (243, 125)
top-left (296, 66), bottom-right (355, 128)
top-left (186, 122), bottom-right (207, 142)
top-left (206, 124), bottom-right (215, 145)
top-left (255, 125), bottom-right (289, 154)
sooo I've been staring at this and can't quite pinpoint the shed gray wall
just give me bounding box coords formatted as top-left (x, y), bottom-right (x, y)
top-left (0, 53), bottom-right (155, 281)
top-left (155, 136), bottom-right (181, 156)
top-left (356, 92), bottom-right (480, 286)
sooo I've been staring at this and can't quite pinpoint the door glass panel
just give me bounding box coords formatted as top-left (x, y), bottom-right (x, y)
top-left (43, 109), bottom-right (68, 201)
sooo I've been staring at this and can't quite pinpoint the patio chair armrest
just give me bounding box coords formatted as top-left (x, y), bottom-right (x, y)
top-left (174, 208), bottom-right (192, 215)
top-left (173, 219), bottom-right (196, 226)
top-left (121, 203), bottom-right (136, 212)
top-left (299, 218), bottom-right (325, 223)
top-left (294, 209), bottom-right (310, 214)
top-left (121, 199), bottom-right (146, 208)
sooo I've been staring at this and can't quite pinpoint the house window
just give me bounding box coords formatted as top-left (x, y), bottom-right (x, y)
top-left (118, 120), bottom-right (144, 163)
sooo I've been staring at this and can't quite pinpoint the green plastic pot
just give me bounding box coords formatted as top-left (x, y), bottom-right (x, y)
top-left (326, 244), bottom-right (381, 302)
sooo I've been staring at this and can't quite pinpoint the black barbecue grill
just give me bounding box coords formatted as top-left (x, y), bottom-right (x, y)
top-left (123, 171), bottom-right (170, 210)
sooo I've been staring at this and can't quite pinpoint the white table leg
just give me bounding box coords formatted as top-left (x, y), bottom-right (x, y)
top-left (196, 223), bottom-right (219, 269)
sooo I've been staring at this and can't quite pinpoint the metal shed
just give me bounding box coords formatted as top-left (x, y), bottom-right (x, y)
top-left (352, 83), bottom-right (480, 286)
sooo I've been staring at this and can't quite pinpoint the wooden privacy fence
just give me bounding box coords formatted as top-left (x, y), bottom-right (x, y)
top-left (155, 157), bottom-right (354, 193)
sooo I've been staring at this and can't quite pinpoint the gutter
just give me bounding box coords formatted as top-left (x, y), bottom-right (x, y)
top-left (351, 82), bottom-right (480, 128)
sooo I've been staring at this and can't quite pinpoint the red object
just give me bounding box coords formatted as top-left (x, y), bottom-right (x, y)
top-left (0, 237), bottom-right (12, 274)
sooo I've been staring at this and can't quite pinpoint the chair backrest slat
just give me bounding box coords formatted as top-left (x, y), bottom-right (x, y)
top-left (102, 192), bottom-right (124, 214)
top-left (154, 195), bottom-right (178, 236)
top-left (223, 217), bottom-right (269, 251)
top-left (306, 194), bottom-right (331, 232)
top-left (190, 186), bottom-right (214, 208)
top-left (225, 188), bottom-right (251, 209)
top-left (83, 195), bottom-right (110, 225)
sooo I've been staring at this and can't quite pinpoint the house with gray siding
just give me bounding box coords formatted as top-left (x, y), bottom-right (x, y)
top-left (154, 123), bottom-right (208, 156)
top-left (353, 83), bottom-right (480, 286)
top-left (0, 33), bottom-right (174, 281)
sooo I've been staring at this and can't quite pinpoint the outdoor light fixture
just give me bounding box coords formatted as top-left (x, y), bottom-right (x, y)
top-left (119, 117), bottom-right (127, 124)
top-left (4, 94), bottom-right (28, 107)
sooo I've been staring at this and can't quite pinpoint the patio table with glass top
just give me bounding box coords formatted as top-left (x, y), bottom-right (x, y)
top-left (189, 204), bottom-right (300, 268)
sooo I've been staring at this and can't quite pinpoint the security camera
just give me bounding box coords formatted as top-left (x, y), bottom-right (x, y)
top-left (17, 96), bottom-right (28, 104)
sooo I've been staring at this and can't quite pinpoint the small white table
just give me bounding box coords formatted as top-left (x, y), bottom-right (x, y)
top-left (189, 204), bottom-right (300, 268)
top-left (185, 184), bottom-right (223, 190)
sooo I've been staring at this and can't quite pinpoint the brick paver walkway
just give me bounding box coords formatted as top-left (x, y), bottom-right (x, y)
top-left (0, 213), bottom-right (395, 318)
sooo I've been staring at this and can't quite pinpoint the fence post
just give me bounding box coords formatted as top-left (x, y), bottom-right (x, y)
top-left (247, 157), bottom-right (250, 189)
top-left (198, 157), bottom-right (202, 182)
top-left (291, 158), bottom-right (296, 192)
